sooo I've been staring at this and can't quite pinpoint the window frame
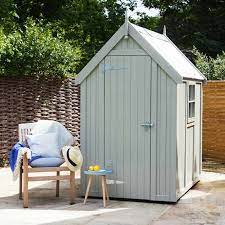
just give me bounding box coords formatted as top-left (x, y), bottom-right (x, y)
top-left (187, 82), bottom-right (196, 123)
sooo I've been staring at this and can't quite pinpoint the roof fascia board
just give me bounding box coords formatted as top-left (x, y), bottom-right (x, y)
top-left (75, 23), bottom-right (126, 85)
top-left (129, 23), bottom-right (183, 84)
top-left (183, 77), bottom-right (206, 84)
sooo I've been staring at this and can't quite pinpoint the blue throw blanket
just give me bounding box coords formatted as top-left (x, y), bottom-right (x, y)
top-left (9, 142), bottom-right (25, 172)
top-left (9, 142), bottom-right (41, 172)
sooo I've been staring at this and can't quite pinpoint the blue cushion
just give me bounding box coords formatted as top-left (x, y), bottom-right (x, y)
top-left (29, 157), bottom-right (65, 167)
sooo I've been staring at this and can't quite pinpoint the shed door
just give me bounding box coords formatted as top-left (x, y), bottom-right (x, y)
top-left (104, 55), bottom-right (153, 199)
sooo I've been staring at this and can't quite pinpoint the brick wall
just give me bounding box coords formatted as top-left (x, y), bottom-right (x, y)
top-left (0, 76), bottom-right (80, 162)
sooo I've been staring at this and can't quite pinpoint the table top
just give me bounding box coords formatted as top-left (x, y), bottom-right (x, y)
top-left (84, 169), bottom-right (113, 176)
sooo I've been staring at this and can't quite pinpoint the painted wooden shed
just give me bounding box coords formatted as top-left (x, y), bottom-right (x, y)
top-left (76, 20), bottom-right (206, 202)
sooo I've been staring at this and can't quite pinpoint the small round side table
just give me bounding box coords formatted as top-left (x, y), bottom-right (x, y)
top-left (83, 169), bottom-right (112, 207)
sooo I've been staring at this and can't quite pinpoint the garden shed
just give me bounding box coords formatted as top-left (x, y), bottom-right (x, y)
top-left (76, 20), bottom-right (206, 202)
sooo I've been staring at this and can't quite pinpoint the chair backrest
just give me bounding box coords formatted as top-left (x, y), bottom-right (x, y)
top-left (18, 122), bottom-right (37, 143)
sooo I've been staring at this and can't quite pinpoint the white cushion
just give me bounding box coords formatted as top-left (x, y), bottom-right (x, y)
top-left (31, 120), bottom-right (75, 149)
top-left (26, 133), bottom-right (61, 158)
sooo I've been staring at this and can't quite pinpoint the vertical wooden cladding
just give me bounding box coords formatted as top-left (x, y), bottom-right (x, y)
top-left (155, 66), bottom-right (177, 202)
top-left (81, 51), bottom-right (177, 201)
top-left (104, 53), bottom-right (176, 201)
top-left (78, 24), bottom-right (205, 202)
top-left (176, 83), bottom-right (186, 193)
top-left (186, 126), bottom-right (194, 186)
top-left (81, 61), bottom-right (105, 196)
top-left (194, 84), bottom-right (201, 179)
top-left (176, 82), bottom-right (201, 198)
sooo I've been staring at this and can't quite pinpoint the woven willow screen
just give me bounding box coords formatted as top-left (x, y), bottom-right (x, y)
top-left (0, 77), bottom-right (80, 161)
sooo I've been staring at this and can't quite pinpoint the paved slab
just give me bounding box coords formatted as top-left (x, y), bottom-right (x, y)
top-left (1, 168), bottom-right (225, 225)
top-left (0, 168), bottom-right (169, 225)
top-left (153, 172), bottom-right (225, 225)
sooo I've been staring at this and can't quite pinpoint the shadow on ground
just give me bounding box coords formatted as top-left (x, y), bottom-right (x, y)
top-left (0, 167), bottom-right (169, 225)
top-left (2, 162), bottom-right (225, 225)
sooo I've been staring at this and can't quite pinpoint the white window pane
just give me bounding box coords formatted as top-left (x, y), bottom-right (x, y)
top-left (189, 85), bottom-right (195, 101)
top-left (188, 102), bottom-right (195, 118)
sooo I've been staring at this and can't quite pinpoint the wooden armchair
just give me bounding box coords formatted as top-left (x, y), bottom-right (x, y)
top-left (18, 123), bottom-right (76, 208)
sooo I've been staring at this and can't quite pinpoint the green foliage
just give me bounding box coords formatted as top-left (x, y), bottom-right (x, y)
top-left (0, 154), bottom-right (7, 167)
top-left (0, 19), bottom-right (81, 77)
top-left (143, 0), bottom-right (225, 58)
top-left (213, 53), bottom-right (225, 80)
top-left (133, 13), bottom-right (160, 31)
top-left (1, 0), bottom-right (225, 71)
top-left (56, 0), bottom-right (137, 68)
top-left (193, 47), bottom-right (225, 80)
top-left (0, 0), bottom-right (137, 72)
top-left (0, 0), bottom-right (18, 33)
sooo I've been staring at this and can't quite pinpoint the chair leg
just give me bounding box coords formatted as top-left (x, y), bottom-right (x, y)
top-left (56, 171), bottom-right (60, 197)
top-left (101, 175), bottom-right (106, 207)
top-left (84, 176), bottom-right (93, 204)
top-left (19, 165), bottom-right (23, 200)
top-left (69, 171), bottom-right (75, 205)
top-left (23, 154), bottom-right (29, 208)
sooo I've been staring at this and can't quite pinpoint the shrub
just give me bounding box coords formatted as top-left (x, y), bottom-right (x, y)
top-left (0, 19), bottom-right (81, 78)
top-left (213, 53), bottom-right (225, 80)
top-left (193, 47), bottom-right (225, 80)
top-left (0, 154), bottom-right (7, 167)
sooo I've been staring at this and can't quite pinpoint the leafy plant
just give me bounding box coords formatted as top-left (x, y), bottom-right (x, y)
top-left (0, 154), bottom-right (7, 167)
top-left (193, 47), bottom-right (225, 80)
top-left (143, 0), bottom-right (225, 58)
top-left (0, 19), bottom-right (81, 78)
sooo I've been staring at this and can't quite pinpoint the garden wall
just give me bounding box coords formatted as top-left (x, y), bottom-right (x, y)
top-left (0, 76), bottom-right (80, 165)
top-left (203, 81), bottom-right (225, 162)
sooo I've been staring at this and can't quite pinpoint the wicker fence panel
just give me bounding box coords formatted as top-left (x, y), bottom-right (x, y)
top-left (203, 81), bottom-right (225, 162)
top-left (0, 76), bottom-right (80, 162)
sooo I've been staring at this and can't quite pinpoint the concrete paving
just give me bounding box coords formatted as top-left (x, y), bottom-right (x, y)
top-left (1, 168), bottom-right (225, 225)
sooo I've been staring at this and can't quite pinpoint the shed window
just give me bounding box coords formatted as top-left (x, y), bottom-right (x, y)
top-left (188, 84), bottom-right (195, 121)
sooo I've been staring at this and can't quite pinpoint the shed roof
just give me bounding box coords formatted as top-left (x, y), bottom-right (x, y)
top-left (75, 22), bottom-right (206, 85)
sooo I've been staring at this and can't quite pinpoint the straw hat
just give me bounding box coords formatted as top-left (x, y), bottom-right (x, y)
top-left (62, 146), bottom-right (83, 172)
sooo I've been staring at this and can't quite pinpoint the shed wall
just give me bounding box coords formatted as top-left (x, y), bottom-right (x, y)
top-left (80, 36), bottom-right (177, 202)
top-left (80, 61), bottom-right (105, 195)
top-left (176, 82), bottom-right (202, 198)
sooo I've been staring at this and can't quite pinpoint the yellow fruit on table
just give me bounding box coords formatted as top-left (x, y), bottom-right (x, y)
top-left (94, 165), bottom-right (101, 171)
top-left (89, 166), bottom-right (94, 171)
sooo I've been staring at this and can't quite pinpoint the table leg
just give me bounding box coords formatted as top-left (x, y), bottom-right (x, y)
top-left (101, 175), bottom-right (106, 207)
top-left (84, 176), bottom-right (93, 204)
top-left (104, 176), bottom-right (109, 201)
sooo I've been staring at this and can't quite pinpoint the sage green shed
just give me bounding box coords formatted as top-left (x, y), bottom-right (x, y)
top-left (75, 21), bottom-right (206, 202)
